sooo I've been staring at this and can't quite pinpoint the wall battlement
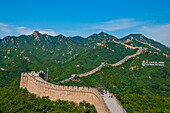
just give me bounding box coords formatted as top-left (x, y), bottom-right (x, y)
top-left (20, 71), bottom-right (110, 113)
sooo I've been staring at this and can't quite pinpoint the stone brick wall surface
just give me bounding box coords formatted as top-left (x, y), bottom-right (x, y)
top-left (20, 72), bottom-right (110, 113)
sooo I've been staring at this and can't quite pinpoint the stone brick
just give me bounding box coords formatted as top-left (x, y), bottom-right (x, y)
top-left (20, 71), bottom-right (110, 113)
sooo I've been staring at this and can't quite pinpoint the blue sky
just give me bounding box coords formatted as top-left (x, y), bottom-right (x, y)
top-left (0, 0), bottom-right (170, 47)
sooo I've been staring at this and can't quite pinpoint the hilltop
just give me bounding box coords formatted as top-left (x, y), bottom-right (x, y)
top-left (0, 31), bottom-right (169, 86)
top-left (120, 34), bottom-right (170, 54)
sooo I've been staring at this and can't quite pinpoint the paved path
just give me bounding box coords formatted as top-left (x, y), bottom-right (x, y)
top-left (34, 76), bottom-right (44, 82)
top-left (102, 94), bottom-right (126, 113)
top-left (60, 76), bottom-right (75, 83)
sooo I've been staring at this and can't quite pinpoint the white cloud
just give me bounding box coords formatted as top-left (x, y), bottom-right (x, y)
top-left (16, 27), bottom-right (28, 30)
top-left (139, 24), bottom-right (170, 47)
top-left (15, 27), bottom-right (58, 36)
top-left (0, 22), bottom-right (11, 33)
top-left (91, 18), bottom-right (144, 31)
top-left (0, 22), bottom-right (58, 38)
top-left (38, 30), bottom-right (58, 36)
top-left (15, 27), bottom-right (33, 35)
top-left (0, 23), bottom-right (58, 38)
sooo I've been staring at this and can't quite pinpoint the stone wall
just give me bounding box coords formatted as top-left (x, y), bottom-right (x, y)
top-left (60, 62), bottom-right (107, 83)
top-left (110, 47), bottom-right (142, 66)
top-left (20, 72), bottom-right (110, 113)
top-left (75, 62), bottom-right (107, 77)
top-left (61, 47), bottom-right (143, 83)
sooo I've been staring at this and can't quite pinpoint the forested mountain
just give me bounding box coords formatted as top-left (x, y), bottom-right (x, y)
top-left (0, 31), bottom-right (169, 112)
top-left (0, 31), bottom-right (169, 86)
top-left (65, 51), bottom-right (170, 112)
top-left (0, 31), bottom-right (119, 68)
top-left (54, 42), bottom-right (137, 81)
top-left (120, 34), bottom-right (170, 54)
top-left (0, 31), bottom-right (169, 68)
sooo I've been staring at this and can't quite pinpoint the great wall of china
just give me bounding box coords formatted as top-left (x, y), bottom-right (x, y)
top-left (20, 71), bottom-right (127, 113)
top-left (20, 40), bottom-right (168, 113)
top-left (61, 40), bottom-right (144, 83)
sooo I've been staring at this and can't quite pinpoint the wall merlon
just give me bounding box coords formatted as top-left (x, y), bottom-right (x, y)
top-left (44, 83), bottom-right (48, 87)
top-left (39, 81), bottom-right (43, 85)
top-left (49, 83), bottom-right (52, 87)
top-left (68, 86), bottom-right (73, 90)
top-left (52, 84), bottom-right (56, 88)
top-left (56, 85), bottom-right (60, 89)
top-left (78, 87), bottom-right (84, 91)
top-left (83, 87), bottom-right (89, 91)
top-left (21, 72), bottom-right (24, 76)
top-left (58, 85), bottom-right (63, 89)
top-left (63, 86), bottom-right (68, 90)
top-left (74, 86), bottom-right (79, 91)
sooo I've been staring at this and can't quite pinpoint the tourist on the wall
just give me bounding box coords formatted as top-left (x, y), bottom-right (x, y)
top-left (103, 89), bottom-right (106, 95)
top-left (107, 89), bottom-right (110, 97)
top-left (111, 93), bottom-right (113, 98)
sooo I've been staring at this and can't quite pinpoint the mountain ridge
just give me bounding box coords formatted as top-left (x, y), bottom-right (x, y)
top-left (1, 31), bottom-right (169, 50)
top-left (120, 34), bottom-right (170, 53)
top-left (0, 31), bottom-right (169, 69)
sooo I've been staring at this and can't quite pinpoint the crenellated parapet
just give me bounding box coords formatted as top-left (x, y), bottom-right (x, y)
top-left (20, 71), bottom-right (110, 113)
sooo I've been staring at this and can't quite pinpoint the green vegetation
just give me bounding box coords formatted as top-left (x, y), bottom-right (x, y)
top-left (116, 93), bottom-right (170, 112)
top-left (0, 79), bottom-right (97, 113)
top-left (0, 31), bottom-right (116, 67)
top-left (0, 31), bottom-right (170, 112)
top-left (64, 51), bottom-right (170, 112)
top-left (0, 41), bottom-right (137, 85)
top-left (120, 34), bottom-right (170, 54)
top-left (55, 42), bottom-right (137, 81)
top-left (0, 59), bottom-right (33, 87)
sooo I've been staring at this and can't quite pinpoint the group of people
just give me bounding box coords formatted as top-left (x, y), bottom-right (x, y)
top-left (103, 89), bottom-right (113, 98)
